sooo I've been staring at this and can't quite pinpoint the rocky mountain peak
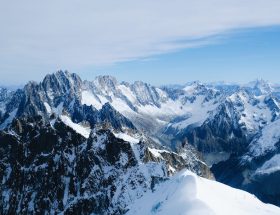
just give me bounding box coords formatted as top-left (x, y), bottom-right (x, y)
top-left (42, 70), bottom-right (82, 96)
top-left (245, 79), bottom-right (272, 96)
top-left (130, 81), bottom-right (163, 107)
top-left (93, 75), bottom-right (118, 91)
top-left (183, 81), bottom-right (218, 98)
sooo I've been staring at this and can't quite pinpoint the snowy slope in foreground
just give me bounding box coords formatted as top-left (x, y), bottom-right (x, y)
top-left (127, 170), bottom-right (280, 215)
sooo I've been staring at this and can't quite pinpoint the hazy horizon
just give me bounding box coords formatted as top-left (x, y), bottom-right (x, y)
top-left (0, 70), bottom-right (278, 90)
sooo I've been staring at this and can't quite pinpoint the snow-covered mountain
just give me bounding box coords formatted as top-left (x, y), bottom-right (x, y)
top-left (1, 72), bottom-right (278, 143)
top-left (0, 70), bottom-right (280, 214)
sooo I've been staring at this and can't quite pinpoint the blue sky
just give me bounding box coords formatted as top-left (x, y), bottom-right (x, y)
top-left (0, 1), bottom-right (280, 86)
top-left (81, 26), bottom-right (280, 85)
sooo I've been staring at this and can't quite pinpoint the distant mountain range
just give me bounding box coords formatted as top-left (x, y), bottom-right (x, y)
top-left (1, 71), bottom-right (280, 214)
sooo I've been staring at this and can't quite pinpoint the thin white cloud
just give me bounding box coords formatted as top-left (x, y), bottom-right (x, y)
top-left (0, 0), bottom-right (280, 83)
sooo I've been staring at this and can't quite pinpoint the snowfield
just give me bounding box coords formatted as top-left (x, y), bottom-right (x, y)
top-left (60, 115), bottom-right (91, 138)
top-left (127, 170), bottom-right (280, 215)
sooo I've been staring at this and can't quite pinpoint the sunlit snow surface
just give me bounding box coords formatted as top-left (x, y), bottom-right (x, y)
top-left (60, 115), bottom-right (91, 138)
top-left (44, 102), bottom-right (52, 114)
top-left (127, 170), bottom-right (280, 215)
top-left (113, 132), bottom-right (139, 144)
top-left (81, 90), bottom-right (104, 110)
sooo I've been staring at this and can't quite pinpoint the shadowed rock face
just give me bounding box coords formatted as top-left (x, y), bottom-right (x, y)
top-left (252, 171), bottom-right (280, 206)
